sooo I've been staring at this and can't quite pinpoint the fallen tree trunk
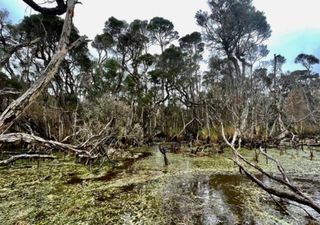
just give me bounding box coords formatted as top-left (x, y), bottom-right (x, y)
top-left (221, 123), bottom-right (320, 217)
top-left (0, 0), bottom-right (85, 134)
top-left (0, 154), bottom-right (55, 166)
top-left (235, 160), bottom-right (320, 214)
top-left (0, 133), bottom-right (88, 155)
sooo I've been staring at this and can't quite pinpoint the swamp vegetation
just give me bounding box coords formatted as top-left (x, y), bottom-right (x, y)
top-left (1, 0), bottom-right (320, 224)
top-left (0, 147), bottom-right (320, 224)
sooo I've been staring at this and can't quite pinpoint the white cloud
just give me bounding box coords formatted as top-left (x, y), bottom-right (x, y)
top-left (3, 0), bottom-right (320, 71)
top-left (73, 0), bottom-right (209, 39)
top-left (253, 0), bottom-right (320, 45)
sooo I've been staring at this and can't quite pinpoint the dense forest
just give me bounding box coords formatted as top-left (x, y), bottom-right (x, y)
top-left (1, 0), bottom-right (320, 224)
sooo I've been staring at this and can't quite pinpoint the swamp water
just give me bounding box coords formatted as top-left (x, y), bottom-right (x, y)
top-left (0, 147), bottom-right (320, 225)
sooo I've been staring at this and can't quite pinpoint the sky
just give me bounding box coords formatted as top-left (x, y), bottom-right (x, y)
top-left (1, 0), bottom-right (320, 72)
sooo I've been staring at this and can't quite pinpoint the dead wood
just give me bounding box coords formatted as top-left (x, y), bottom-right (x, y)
top-left (0, 154), bottom-right (55, 166)
top-left (22, 0), bottom-right (67, 15)
top-left (221, 123), bottom-right (320, 216)
top-left (0, 0), bottom-right (86, 134)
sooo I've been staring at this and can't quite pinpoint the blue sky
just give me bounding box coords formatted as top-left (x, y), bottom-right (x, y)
top-left (1, 0), bottom-right (320, 73)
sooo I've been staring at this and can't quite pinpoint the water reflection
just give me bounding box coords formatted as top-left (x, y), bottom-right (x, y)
top-left (161, 173), bottom-right (255, 225)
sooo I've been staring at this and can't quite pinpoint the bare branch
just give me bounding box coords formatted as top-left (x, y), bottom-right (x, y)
top-left (0, 38), bottom-right (40, 68)
top-left (22, 0), bottom-right (67, 15)
top-left (0, 0), bottom-right (84, 134)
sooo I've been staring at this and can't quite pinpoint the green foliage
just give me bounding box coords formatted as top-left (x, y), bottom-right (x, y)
top-left (158, 45), bottom-right (185, 81)
top-left (0, 72), bottom-right (24, 90)
top-left (179, 31), bottom-right (204, 56)
top-left (295, 53), bottom-right (319, 72)
top-left (19, 14), bottom-right (64, 43)
top-left (91, 33), bottom-right (114, 50)
top-left (196, 0), bottom-right (271, 62)
top-left (18, 14), bottom-right (90, 69)
top-left (147, 17), bottom-right (179, 51)
top-left (198, 127), bottom-right (219, 142)
top-left (104, 16), bottom-right (128, 36)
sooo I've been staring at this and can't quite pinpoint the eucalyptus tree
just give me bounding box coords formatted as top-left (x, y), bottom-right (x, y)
top-left (147, 17), bottom-right (179, 101)
top-left (295, 53), bottom-right (319, 75)
top-left (147, 17), bottom-right (179, 53)
top-left (292, 54), bottom-right (320, 125)
top-left (91, 17), bottom-right (126, 97)
top-left (0, 9), bottom-right (40, 73)
top-left (0, 0), bottom-right (86, 134)
top-left (196, 0), bottom-right (271, 78)
top-left (16, 14), bottom-right (91, 107)
top-left (91, 18), bottom-right (157, 137)
top-left (92, 18), bottom-right (151, 98)
top-left (196, 0), bottom-right (271, 137)
top-left (91, 32), bottom-right (114, 79)
top-left (179, 32), bottom-right (204, 97)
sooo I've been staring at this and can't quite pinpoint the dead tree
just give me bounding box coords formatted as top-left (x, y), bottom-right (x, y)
top-left (22, 0), bottom-right (68, 15)
top-left (0, 118), bottom-right (115, 165)
top-left (0, 0), bottom-right (86, 134)
top-left (0, 0), bottom-right (95, 165)
top-left (221, 124), bottom-right (320, 216)
top-left (159, 145), bottom-right (169, 166)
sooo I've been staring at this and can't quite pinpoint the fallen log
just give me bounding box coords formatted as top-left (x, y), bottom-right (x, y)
top-left (221, 124), bottom-right (320, 217)
top-left (0, 154), bottom-right (55, 166)
top-left (0, 133), bottom-right (88, 155)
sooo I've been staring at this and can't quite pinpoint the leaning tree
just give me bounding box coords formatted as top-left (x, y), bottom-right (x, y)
top-left (0, 0), bottom-right (104, 164)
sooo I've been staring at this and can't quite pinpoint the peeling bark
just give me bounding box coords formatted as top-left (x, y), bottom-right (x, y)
top-left (0, 0), bottom-right (85, 134)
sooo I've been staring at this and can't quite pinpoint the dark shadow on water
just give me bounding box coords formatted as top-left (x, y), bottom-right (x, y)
top-left (66, 152), bottom-right (152, 185)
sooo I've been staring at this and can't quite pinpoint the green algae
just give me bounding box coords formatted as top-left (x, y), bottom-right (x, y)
top-left (0, 147), bottom-right (319, 224)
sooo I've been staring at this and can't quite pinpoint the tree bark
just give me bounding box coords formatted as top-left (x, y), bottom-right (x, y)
top-left (0, 0), bottom-right (85, 134)
top-left (0, 133), bottom-right (87, 155)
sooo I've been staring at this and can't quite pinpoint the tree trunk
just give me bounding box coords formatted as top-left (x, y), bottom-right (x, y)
top-left (0, 0), bottom-right (85, 134)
